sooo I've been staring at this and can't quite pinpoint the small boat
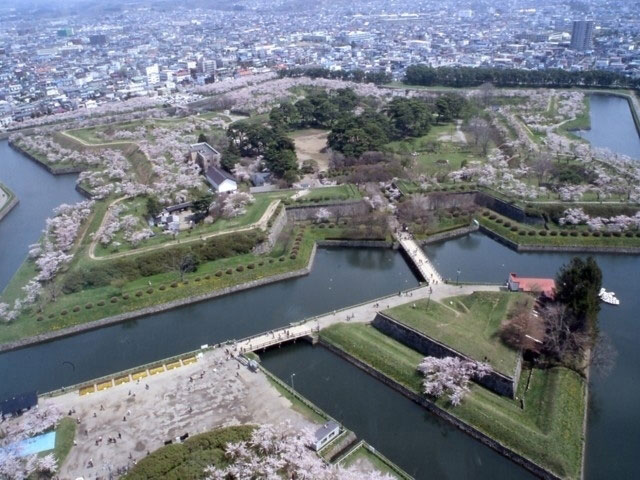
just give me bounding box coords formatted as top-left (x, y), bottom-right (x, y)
top-left (599, 288), bottom-right (620, 306)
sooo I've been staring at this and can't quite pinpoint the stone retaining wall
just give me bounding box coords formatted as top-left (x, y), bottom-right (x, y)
top-left (418, 224), bottom-right (479, 245)
top-left (372, 313), bottom-right (518, 398)
top-left (407, 191), bottom-right (542, 225)
top-left (316, 240), bottom-right (393, 248)
top-left (253, 206), bottom-right (287, 255)
top-left (9, 141), bottom-right (83, 175)
top-left (0, 245), bottom-right (318, 353)
top-left (319, 340), bottom-right (560, 480)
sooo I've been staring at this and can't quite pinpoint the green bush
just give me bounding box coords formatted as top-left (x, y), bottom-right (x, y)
top-left (550, 231), bottom-right (558, 236)
top-left (290, 254), bottom-right (297, 260)
top-left (570, 231), bottom-right (578, 237)
top-left (215, 271), bottom-right (223, 277)
top-left (593, 231), bottom-right (601, 237)
top-left (171, 282), bottom-right (178, 288)
top-left (539, 230), bottom-right (547, 236)
top-left (279, 257), bottom-right (285, 262)
top-left (527, 231), bottom-right (536, 236)
top-left (495, 218), bottom-right (503, 224)
top-left (61, 310), bottom-right (68, 316)
top-left (613, 232), bottom-right (622, 237)
top-left (226, 269), bottom-right (233, 275)
top-left (147, 288), bottom-right (154, 294)
top-left (236, 265), bottom-right (244, 272)
top-left (122, 293), bottom-right (130, 300)
top-left (72, 306), bottom-right (80, 312)
top-left (48, 313), bottom-right (55, 319)
top-left (247, 264), bottom-right (255, 269)
top-left (159, 285), bottom-right (166, 290)
top-left (582, 231), bottom-right (590, 237)
top-left (111, 297), bottom-right (118, 303)
top-left (510, 226), bottom-right (518, 232)
top-left (85, 303), bottom-right (93, 309)
top-left (97, 300), bottom-right (105, 307)
top-left (518, 231), bottom-right (526, 236)
top-left (560, 231), bottom-right (569, 237)
top-left (204, 274), bottom-right (211, 280)
top-left (36, 315), bottom-right (44, 322)
top-left (625, 232), bottom-right (634, 238)
top-left (269, 259), bottom-right (275, 264)
top-left (135, 291), bottom-right (143, 297)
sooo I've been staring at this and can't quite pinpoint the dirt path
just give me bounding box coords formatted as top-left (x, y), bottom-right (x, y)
top-left (88, 199), bottom-right (280, 261)
top-left (59, 130), bottom-right (137, 149)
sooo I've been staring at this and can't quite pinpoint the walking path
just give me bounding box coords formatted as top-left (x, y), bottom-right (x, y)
top-left (88, 198), bottom-right (280, 261)
top-left (395, 232), bottom-right (443, 284)
top-left (236, 283), bottom-right (499, 353)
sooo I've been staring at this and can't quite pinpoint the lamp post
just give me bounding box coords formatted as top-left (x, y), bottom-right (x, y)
top-left (426, 286), bottom-right (432, 310)
top-left (290, 373), bottom-right (296, 390)
top-left (456, 269), bottom-right (461, 285)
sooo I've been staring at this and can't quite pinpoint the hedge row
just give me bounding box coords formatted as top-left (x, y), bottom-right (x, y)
top-left (63, 231), bottom-right (264, 293)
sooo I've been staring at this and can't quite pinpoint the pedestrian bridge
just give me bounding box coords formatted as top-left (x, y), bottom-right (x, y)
top-left (396, 232), bottom-right (443, 284)
top-left (234, 324), bottom-right (319, 353)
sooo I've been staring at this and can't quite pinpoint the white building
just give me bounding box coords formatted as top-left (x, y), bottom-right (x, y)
top-left (313, 421), bottom-right (340, 451)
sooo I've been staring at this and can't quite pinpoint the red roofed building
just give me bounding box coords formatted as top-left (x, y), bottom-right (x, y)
top-left (507, 273), bottom-right (556, 299)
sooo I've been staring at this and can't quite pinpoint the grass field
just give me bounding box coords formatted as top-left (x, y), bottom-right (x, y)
top-left (478, 210), bottom-right (640, 248)
top-left (384, 291), bottom-right (526, 375)
top-left (321, 323), bottom-right (585, 480)
top-left (294, 184), bottom-right (361, 204)
top-left (340, 442), bottom-right (412, 480)
top-left (50, 418), bottom-right (76, 466)
top-left (385, 124), bottom-right (487, 176)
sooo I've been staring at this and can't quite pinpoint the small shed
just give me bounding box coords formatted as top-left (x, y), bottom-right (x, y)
top-left (313, 420), bottom-right (340, 451)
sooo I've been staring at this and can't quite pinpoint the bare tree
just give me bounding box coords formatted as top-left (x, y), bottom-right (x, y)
top-left (468, 117), bottom-right (492, 155)
top-left (165, 252), bottom-right (199, 282)
top-left (542, 303), bottom-right (590, 369)
top-left (531, 152), bottom-right (554, 185)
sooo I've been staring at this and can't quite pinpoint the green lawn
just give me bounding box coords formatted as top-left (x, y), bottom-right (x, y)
top-left (558, 95), bottom-right (591, 133)
top-left (321, 323), bottom-right (585, 480)
top-left (51, 418), bottom-right (76, 466)
top-left (384, 292), bottom-right (525, 375)
top-left (385, 124), bottom-right (488, 176)
top-left (340, 442), bottom-right (412, 480)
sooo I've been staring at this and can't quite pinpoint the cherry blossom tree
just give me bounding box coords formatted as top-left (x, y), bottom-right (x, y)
top-left (417, 356), bottom-right (491, 406)
top-left (204, 422), bottom-right (393, 480)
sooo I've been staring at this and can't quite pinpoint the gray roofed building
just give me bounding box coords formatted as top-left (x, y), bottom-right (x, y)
top-left (313, 420), bottom-right (340, 451)
top-left (206, 164), bottom-right (237, 193)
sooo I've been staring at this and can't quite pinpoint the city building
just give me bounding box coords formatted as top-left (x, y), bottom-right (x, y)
top-left (570, 20), bottom-right (594, 51)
